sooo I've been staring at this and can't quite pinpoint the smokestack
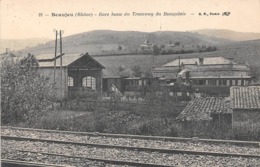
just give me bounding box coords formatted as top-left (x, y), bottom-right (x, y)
top-left (199, 58), bottom-right (204, 65)
top-left (6, 48), bottom-right (9, 54)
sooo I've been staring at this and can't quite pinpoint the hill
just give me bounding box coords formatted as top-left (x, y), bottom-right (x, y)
top-left (94, 39), bottom-right (260, 82)
top-left (0, 38), bottom-right (51, 53)
top-left (17, 30), bottom-right (230, 56)
top-left (193, 29), bottom-right (260, 41)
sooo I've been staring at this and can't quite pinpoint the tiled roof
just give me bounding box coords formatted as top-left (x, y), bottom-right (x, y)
top-left (163, 57), bottom-right (235, 67)
top-left (230, 86), bottom-right (260, 110)
top-left (177, 97), bottom-right (232, 121)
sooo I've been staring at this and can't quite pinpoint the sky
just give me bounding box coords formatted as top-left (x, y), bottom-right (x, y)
top-left (1, 0), bottom-right (260, 39)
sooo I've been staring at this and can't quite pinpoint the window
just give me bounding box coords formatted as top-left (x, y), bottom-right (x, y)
top-left (219, 80), bottom-right (227, 86)
top-left (237, 80), bottom-right (242, 86)
top-left (205, 80), bottom-right (208, 85)
top-left (134, 80), bottom-right (138, 85)
top-left (138, 80), bottom-right (142, 85)
top-left (244, 80), bottom-right (249, 85)
top-left (232, 80), bottom-right (236, 86)
top-left (208, 80), bottom-right (216, 85)
top-left (68, 77), bottom-right (74, 86)
top-left (199, 80), bottom-right (205, 85)
top-left (82, 76), bottom-right (96, 90)
top-left (227, 80), bottom-right (231, 86)
top-left (143, 80), bottom-right (147, 86)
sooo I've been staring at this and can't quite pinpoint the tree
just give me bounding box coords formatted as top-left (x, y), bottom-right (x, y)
top-left (118, 65), bottom-right (125, 72)
top-left (152, 45), bottom-right (160, 56)
top-left (159, 44), bottom-right (165, 50)
top-left (1, 54), bottom-right (56, 125)
top-left (131, 65), bottom-right (142, 77)
top-left (118, 45), bottom-right (122, 51)
top-left (174, 41), bottom-right (180, 46)
top-left (117, 65), bottom-right (131, 77)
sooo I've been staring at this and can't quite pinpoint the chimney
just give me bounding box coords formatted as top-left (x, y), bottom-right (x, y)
top-left (199, 58), bottom-right (204, 65)
top-left (6, 48), bottom-right (9, 54)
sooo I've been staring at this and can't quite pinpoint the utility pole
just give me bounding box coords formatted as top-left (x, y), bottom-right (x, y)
top-left (59, 30), bottom-right (64, 101)
top-left (178, 56), bottom-right (181, 72)
top-left (53, 30), bottom-right (58, 83)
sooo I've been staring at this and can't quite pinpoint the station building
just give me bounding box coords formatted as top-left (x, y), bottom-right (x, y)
top-left (36, 52), bottom-right (105, 100)
top-left (153, 57), bottom-right (252, 95)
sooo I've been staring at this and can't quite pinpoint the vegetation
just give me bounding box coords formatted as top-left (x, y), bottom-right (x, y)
top-left (96, 40), bottom-right (260, 82)
top-left (18, 30), bottom-right (228, 55)
top-left (131, 65), bottom-right (143, 77)
top-left (139, 42), bottom-right (217, 55)
top-left (1, 54), bottom-right (56, 126)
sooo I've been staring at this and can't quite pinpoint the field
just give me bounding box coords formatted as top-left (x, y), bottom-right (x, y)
top-left (94, 39), bottom-right (260, 81)
top-left (17, 30), bottom-right (229, 55)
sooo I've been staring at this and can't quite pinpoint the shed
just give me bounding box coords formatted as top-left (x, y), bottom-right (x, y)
top-left (37, 52), bottom-right (105, 100)
top-left (177, 97), bottom-right (232, 123)
top-left (230, 86), bottom-right (260, 123)
top-left (176, 97), bottom-right (232, 137)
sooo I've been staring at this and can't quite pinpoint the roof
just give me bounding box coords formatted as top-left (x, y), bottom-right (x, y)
top-left (190, 76), bottom-right (252, 79)
top-left (0, 52), bottom-right (16, 58)
top-left (36, 53), bottom-right (64, 61)
top-left (103, 76), bottom-right (123, 79)
top-left (163, 57), bottom-right (236, 67)
top-left (38, 53), bottom-right (82, 67)
top-left (230, 86), bottom-right (260, 110)
top-left (126, 77), bottom-right (141, 80)
top-left (177, 97), bottom-right (232, 121)
top-left (37, 52), bottom-right (104, 68)
top-left (144, 39), bottom-right (152, 45)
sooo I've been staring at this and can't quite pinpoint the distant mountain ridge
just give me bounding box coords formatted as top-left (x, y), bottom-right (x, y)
top-left (0, 38), bottom-right (51, 53)
top-left (14, 30), bottom-right (231, 56)
top-left (192, 29), bottom-right (260, 41)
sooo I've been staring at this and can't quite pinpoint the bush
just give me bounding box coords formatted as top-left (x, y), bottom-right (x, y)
top-left (1, 54), bottom-right (56, 126)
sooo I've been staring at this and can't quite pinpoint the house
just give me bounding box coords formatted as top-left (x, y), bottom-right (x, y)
top-left (177, 97), bottom-right (232, 123)
top-left (230, 86), bottom-right (260, 124)
top-left (176, 97), bottom-right (232, 137)
top-left (140, 39), bottom-right (153, 51)
top-left (153, 57), bottom-right (252, 95)
top-left (36, 52), bottom-right (105, 100)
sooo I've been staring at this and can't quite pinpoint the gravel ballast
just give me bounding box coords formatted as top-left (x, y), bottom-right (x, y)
top-left (2, 139), bottom-right (260, 167)
top-left (1, 128), bottom-right (260, 155)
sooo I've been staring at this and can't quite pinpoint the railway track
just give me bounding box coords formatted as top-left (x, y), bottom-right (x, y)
top-left (1, 159), bottom-right (67, 167)
top-left (1, 126), bottom-right (260, 166)
top-left (2, 126), bottom-right (259, 146)
top-left (2, 135), bottom-right (260, 158)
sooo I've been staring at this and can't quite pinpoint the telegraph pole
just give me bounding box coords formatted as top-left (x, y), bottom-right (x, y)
top-left (59, 30), bottom-right (64, 101)
top-left (178, 56), bottom-right (181, 72)
top-left (53, 30), bottom-right (58, 83)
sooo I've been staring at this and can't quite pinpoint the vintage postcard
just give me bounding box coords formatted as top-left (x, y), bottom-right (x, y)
top-left (1, 0), bottom-right (260, 166)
